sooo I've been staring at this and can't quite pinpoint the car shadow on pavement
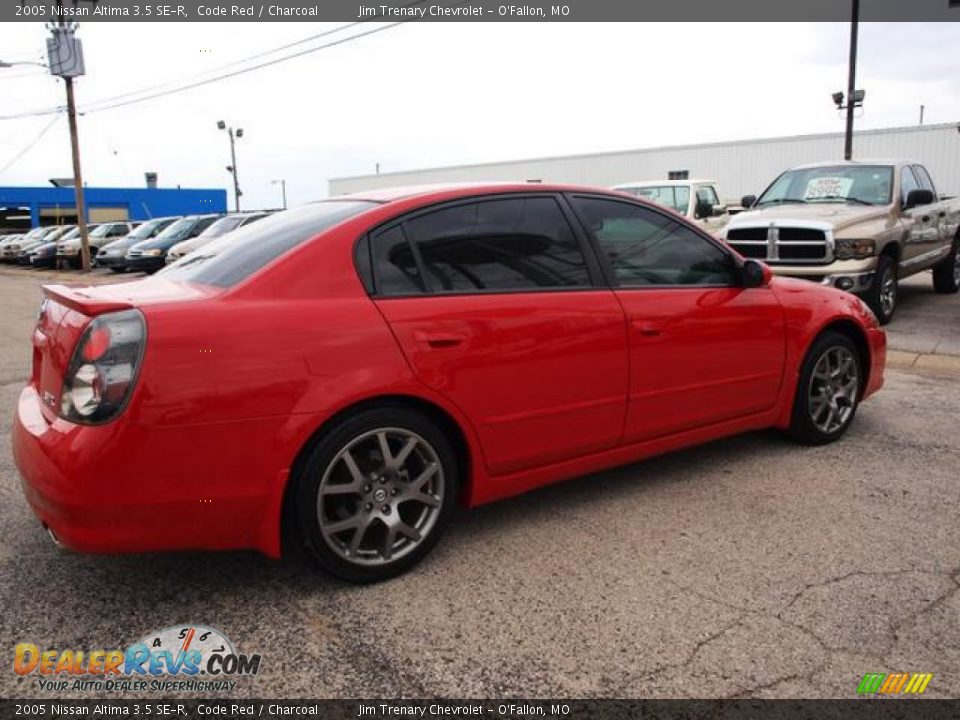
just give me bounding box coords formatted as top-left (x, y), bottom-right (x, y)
top-left (11, 429), bottom-right (791, 599)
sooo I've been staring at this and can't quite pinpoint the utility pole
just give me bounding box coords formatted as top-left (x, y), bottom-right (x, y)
top-left (63, 73), bottom-right (91, 270)
top-left (217, 121), bottom-right (243, 212)
top-left (47, 18), bottom-right (93, 271)
top-left (843, 0), bottom-right (860, 161)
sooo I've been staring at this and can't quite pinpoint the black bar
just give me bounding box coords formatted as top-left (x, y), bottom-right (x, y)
top-left (4, 700), bottom-right (960, 720)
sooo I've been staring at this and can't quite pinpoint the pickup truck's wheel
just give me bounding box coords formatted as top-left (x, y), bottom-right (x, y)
top-left (862, 254), bottom-right (897, 325)
top-left (294, 406), bottom-right (459, 583)
top-left (932, 237), bottom-right (960, 294)
top-left (788, 331), bottom-right (862, 445)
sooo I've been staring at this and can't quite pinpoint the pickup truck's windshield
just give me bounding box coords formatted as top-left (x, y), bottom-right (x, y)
top-left (757, 165), bottom-right (894, 207)
top-left (619, 185), bottom-right (690, 214)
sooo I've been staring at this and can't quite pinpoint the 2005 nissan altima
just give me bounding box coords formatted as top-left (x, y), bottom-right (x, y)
top-left (13, 184), bottom-right (885, 582)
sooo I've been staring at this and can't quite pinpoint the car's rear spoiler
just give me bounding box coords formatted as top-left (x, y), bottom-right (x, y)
top-left (42, 284), bottom-right (133, 316)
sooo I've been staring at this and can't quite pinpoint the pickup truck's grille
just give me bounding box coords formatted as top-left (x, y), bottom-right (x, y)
top-left (726, 225), bottom-right (832, 265)
top-left (778, 228), bottom-right (826, 242)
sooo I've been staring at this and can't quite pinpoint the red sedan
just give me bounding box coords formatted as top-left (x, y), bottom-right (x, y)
top-left (13, 184), bottom-right (885, 582)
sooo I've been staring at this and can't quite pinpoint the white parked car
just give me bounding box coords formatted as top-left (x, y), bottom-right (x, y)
top-left (57, 221), bottom-right (135, 267)
top-left (166, 211), bottom-right (270, 264)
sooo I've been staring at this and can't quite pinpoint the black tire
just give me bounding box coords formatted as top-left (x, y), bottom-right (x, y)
top-left (294, 406), bottom-right (459, 583)
top-left (861, 253), bottom-right (897, 325)
top-left (788, 331), bottom-right (862, 445)
top-left (109, 267), bottom-right (125, 273)
top-left (932, 236), bottom-right (960, 294)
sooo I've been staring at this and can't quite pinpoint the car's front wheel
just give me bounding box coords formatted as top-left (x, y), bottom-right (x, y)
top-left (861, 254), bottom-right (897, 325)
top-left (294, 406), bottom-right (459, 583)
top-left (788, 331), bottom-right (862, 445)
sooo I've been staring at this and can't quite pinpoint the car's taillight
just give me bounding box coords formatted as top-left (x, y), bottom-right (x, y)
top-left (60, 309), bottom-right (146, 424)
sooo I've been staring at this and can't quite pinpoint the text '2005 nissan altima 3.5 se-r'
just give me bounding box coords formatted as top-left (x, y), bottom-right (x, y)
top-left (13, 183), bottom-right (886, 583)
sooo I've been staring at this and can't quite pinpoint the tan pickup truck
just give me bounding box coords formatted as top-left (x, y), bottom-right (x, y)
top-left (720, 160), bottom-right (960, 324)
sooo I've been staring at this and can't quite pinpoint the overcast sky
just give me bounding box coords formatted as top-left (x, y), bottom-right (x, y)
top-left (0, 22), bottom-right (957, 209)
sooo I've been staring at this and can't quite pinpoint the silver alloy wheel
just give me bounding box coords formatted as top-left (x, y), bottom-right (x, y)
top-left (316, 427), bottom-right (444, 566)
top-left (808, 346), bottom-right (859, 434)
top-left (879, 265), bottom-right (896, 317)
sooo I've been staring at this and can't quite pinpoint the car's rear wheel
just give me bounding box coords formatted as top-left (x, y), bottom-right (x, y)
top-left (788, 332), bottom-right (862, 445)
top-left (294, 407), bottom-right (458, 583)
top-left (932, 236), bottom-right (960, 294)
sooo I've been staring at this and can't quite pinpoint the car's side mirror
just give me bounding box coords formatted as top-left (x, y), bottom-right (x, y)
top-left (904, 189), bottom-right (934, 210)
top-left (741, 194), bottom-right (757, 209)
top-left (741, 259), bottom-right (771, 288)
top-left (694, 200), bottom-right (713, 220)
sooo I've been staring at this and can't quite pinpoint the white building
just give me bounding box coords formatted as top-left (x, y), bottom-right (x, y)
top-left (329, 122), bottom-right (960, 202)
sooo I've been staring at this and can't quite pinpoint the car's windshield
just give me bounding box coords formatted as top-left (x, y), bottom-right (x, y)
top-left (90, 224), bottom-right (120, 238)
top-left (619, 185), bottom-right (690, 214)
top-left (198, 215), bottom-right (246, 239)
top-left (45, 226), bottom-right (74, 241)
top-left (160, 201), bottom-right (377, 287)
top-left (127, 218), bottom-right (173, 240)
top-left (155, 217), bottom-right (202, 241)
top-left (58, 227), bottom-right (81, 242)
top-left (757, 165), bottom-right (894, 206)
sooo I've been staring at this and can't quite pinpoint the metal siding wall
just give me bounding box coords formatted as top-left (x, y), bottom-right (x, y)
top-left (330, 124), bottom-right (960, 202)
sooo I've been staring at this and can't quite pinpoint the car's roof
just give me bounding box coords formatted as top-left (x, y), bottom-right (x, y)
top-left (334, 181), bottom-right (616, 203)
top-left (613, 179), bottom-right (716, 188)
top-left (790, 159), bottom-right (912, 170)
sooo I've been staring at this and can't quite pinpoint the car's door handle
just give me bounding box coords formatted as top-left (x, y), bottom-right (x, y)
top-left (413, 330), bottom-right (466, 349)
top-left (631, 320), bottom-right (662, 337)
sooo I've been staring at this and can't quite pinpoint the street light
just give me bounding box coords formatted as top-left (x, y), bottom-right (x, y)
top-left (217, 120), bottom-right (243, 212)
top-left (271, 179), bottom-right (287, 210)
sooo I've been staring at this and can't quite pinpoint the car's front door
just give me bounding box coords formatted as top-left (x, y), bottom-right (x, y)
top-left (899, 165), bottom-right (943, 271)
top-left (569, 195), bottom-right (787, 444)
top-left (370, 194), bottom-right (629, 476)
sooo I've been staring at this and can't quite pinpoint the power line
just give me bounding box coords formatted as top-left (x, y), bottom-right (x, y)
top-left (81, 19), bottom-right (381, 109)
top-left (78, 21), bottom-right (408, 115)
top-left (0, 112), bottom-right (63, 175)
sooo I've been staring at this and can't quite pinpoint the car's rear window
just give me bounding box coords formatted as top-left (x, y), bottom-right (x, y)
top-left (159, 201), bottom-right (377, 288)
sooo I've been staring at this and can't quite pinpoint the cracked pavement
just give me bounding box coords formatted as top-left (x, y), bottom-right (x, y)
top-left (0, 269), bottom-right (958, 700)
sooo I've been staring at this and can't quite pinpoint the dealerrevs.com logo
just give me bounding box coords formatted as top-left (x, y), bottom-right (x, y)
top-left (14, 625), bottom-right (261, 693)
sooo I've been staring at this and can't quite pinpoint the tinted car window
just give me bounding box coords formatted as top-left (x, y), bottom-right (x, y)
top-left (161, 201), bottom-right (377, 287)
top-left (372, 225), bottom-right (425, 296)
top-left (403, 197), bottom-right (589, 293)
top-left (573, 197), bottom-right (736, 287)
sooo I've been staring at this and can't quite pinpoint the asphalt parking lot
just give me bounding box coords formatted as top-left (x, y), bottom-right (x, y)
top-left (0, 267), bottom-right (958, 700)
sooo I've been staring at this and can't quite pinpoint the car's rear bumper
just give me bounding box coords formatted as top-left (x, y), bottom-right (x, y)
top-left (13, 385), bottom-right (282, 557)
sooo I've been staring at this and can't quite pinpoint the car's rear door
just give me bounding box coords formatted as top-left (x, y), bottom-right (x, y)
top-left (568, 194), bottom-right (787, 443)
top-left (368, 193), bottom-right (629, 476)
